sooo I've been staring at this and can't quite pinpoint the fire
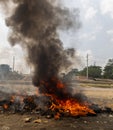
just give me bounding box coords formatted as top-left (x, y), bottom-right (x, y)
top-left (50, 98), bottom-right (95, 118)
top-left (0, 78), bottom-right (95, 118)
top-left (35, 88), bottom-right (39, 96)
top-left (10, 95), bottom-right (15, 103)
top-left (40, 78), bottom-right (96, 119)
top-left (3, 104), bottom-right (9, 110)
top-left (56, 80), bottom-right (64, 89)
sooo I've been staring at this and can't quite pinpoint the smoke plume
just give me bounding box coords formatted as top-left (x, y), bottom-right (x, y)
top-left (0, 0), bottom-right (80, 96)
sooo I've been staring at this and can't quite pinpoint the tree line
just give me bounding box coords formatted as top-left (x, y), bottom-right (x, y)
top-left (77, 59), bottom-right (113, 79)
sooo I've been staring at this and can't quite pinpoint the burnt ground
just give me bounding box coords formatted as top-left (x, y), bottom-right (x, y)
top-left (0, 81), bottom-right (113, 130)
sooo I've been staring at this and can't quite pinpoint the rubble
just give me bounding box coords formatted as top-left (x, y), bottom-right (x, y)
top-left (109, 115), bottom-right (113, 118)
top-left (24, 117), bottom-right (32, 123)
top-left (33, 119), bottom-right (42, 123)
top-left (46, 115), bottom-right (53, 119)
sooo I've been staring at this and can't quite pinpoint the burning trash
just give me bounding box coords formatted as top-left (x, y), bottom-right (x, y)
top-left (0, 0), bottom-right (97, 119)
top-left (0, 82), bottom-right (96, 119)
top-left (0, 94), bottom-right (96, 119)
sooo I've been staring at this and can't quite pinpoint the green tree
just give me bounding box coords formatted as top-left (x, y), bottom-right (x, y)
top-left (103, 59), bottom-right (113, 79)
top-left (79, 65), bottom-right (102, 78)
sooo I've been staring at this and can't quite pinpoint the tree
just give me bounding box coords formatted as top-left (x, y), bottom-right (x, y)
top-left (79, 65), bottom-right (102, 78)
top-left (103, 59), bottom-right (113, 79)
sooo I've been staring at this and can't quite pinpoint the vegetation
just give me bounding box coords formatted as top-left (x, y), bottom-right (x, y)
top-left (79, 65), bottom-right (102, 78)
top-left (77, 59), bottom-right (113, 79)
top-left (103, 59), bottom-right (113, 79)
top-left (1, 58), bottom-right (113, 80)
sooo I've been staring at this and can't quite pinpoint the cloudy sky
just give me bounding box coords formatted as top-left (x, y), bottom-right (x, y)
top-left (0, 0), bottom-right (113, 73)
top-left (63, 0), bottom-right (113, 67)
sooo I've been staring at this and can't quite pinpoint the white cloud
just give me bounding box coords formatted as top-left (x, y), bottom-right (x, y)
top-left (85, 7), bottom-right (97, 20)
top-left (106, 29), bottom-right (113, 43)
top-left (106, 29), bottom-right (113, 35)
top-left (100, 0), bottom-right (113, 18)
top-left (78, 32), bottom-right (96, 41)
top-left (110, 38), bottom-right (113, 43)
top-left (79, 0), bottom-right (97, 21)
top-left (0, 13), bottom-right (10, 52)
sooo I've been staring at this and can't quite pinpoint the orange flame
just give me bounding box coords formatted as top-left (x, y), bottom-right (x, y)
top-left (10, 95), bottom-right (15, 103)
top-left (56, 80), bottom-right (64, 89)
top-left (3, 104), bottom-right (9, 110)
top-left (54, 112), bottom-right (61, 120)
top-left (50, 98), bottom-right (95, 118)
top-left (35, 88), bottom-right (39, 96)
top-left (43, 78), bottom-right (96, 119)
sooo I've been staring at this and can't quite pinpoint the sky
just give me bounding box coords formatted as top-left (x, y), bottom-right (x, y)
top-left (0, 0), bottom-right (113, 73)
top-left (61, 0), bottom-right (113, 68)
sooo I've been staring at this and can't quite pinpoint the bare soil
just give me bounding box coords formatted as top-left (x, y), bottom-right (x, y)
top-left (0, 80), bottom-right (113, 130)
top-left (0, 113), bottom-right (113, 130)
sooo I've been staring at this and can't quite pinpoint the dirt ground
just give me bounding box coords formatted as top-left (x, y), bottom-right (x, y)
top-left (0, 81), bottom-right (113, 130)
top-left (0, 113), bottom-right (113, 130)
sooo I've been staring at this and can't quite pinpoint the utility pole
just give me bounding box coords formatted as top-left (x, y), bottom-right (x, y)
top-left (13, 56), bottom-right (15, 72)
top-left (86, 54), bottom-right (89, 79)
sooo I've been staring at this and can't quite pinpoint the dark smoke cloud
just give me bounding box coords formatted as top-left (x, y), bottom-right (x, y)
top-left (0, 0), bottom-right (80, 96)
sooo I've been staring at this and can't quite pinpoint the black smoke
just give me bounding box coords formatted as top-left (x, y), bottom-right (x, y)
top-left (0, 0), bottom-right (80, 97)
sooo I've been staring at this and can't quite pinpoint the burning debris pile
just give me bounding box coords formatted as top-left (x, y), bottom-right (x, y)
top-left (0, 0), bottom-right (97, 118)
top-left (0, 92), bottom-right (96, 119)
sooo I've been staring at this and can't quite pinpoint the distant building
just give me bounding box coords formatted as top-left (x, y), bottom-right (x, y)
top-left (0, 64), bottom-right (24, 80)
top-left (0, 64), bottom-right (11, 80)
top-left (0, 64), bottom-right (11, 73)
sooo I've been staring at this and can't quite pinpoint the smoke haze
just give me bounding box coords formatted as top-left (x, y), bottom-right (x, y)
top-left (0, 0), bottom-right (80, 96)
